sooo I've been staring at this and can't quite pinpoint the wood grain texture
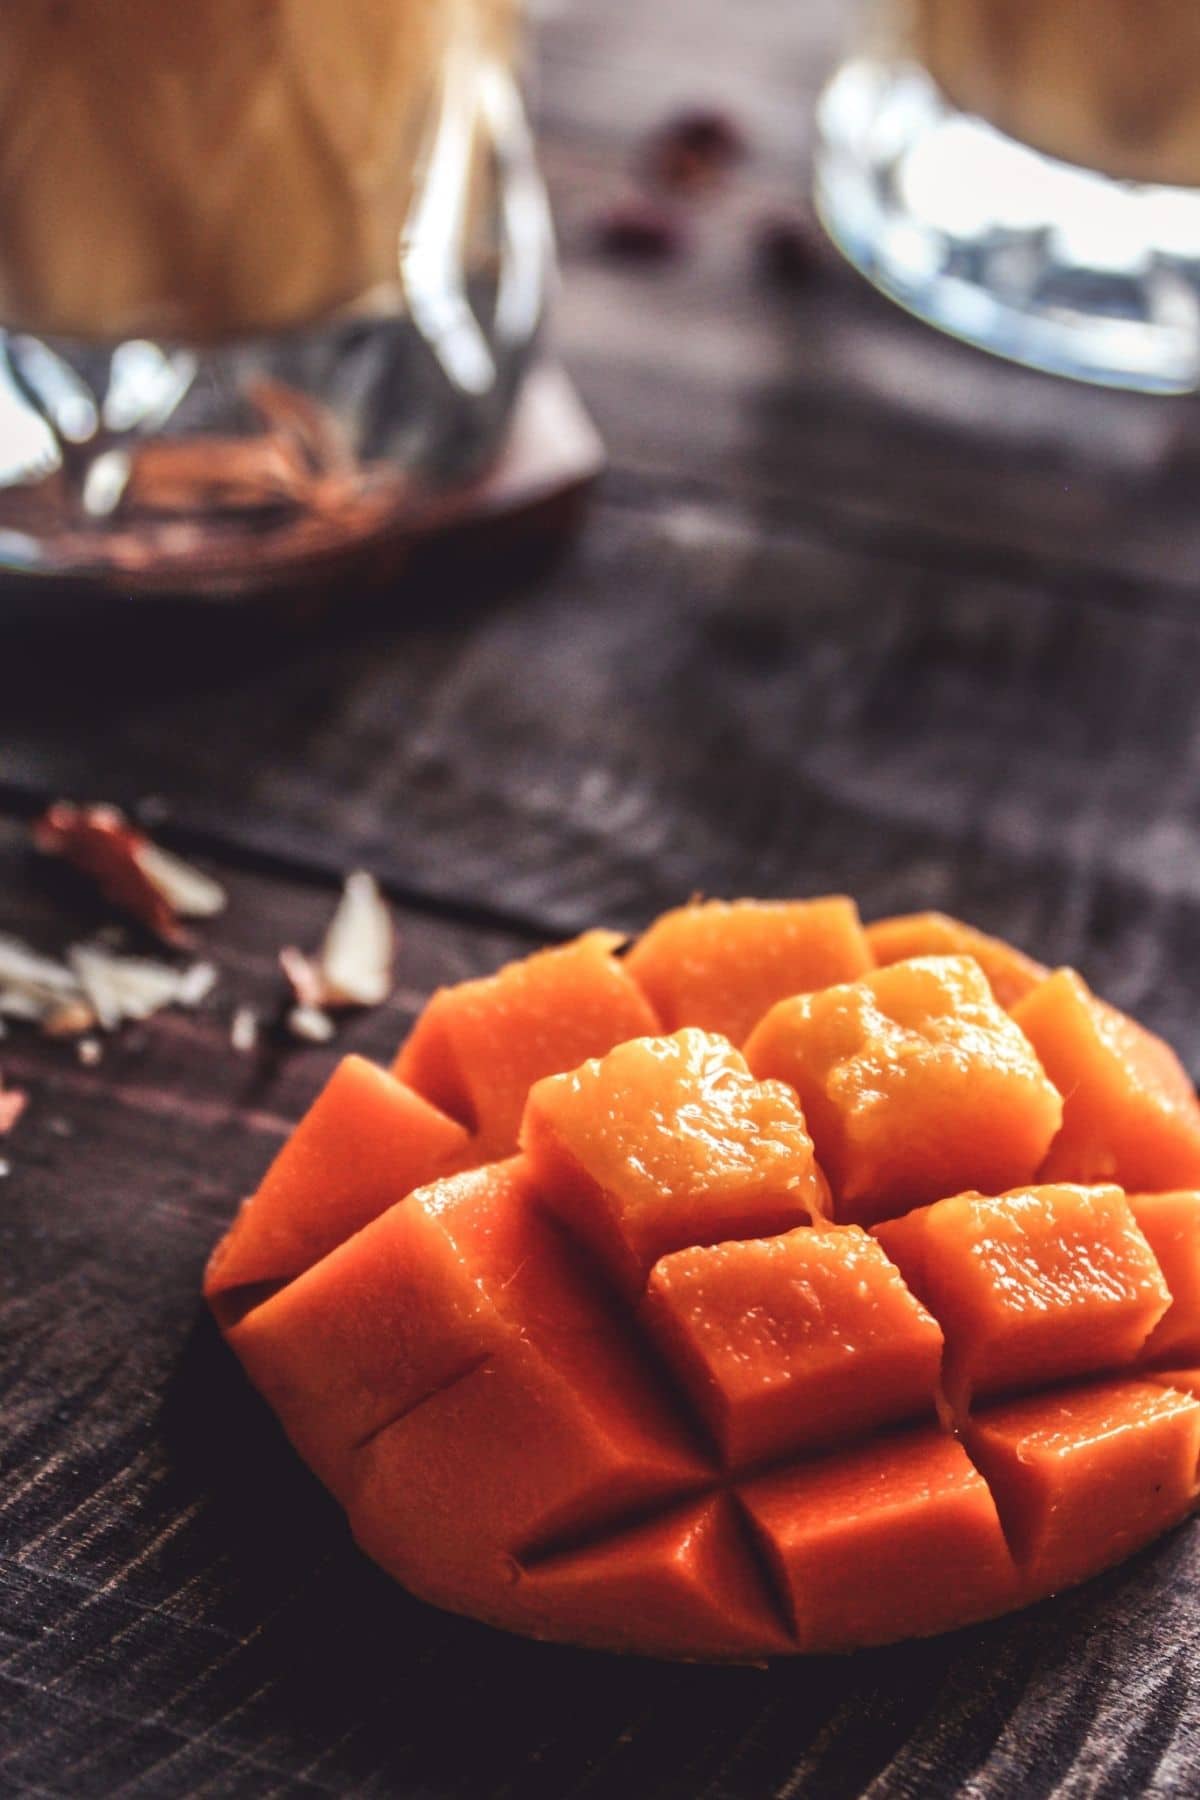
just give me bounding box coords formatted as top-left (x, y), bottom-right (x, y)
top-left (5, 0), bottom-right (1200, 1792)
top-left (3, 873), bottom-right (1200, 1799)
top-left (11, 494), bottom-right (1200, 1064)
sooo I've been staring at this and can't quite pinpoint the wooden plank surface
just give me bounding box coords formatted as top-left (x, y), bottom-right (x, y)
top-left (11, 491), bottom-right (1200, 1061)
top-left (2, 827), bottom-right (1199, 1799)
top-left (5, 0), bottom-right (1200, 1793)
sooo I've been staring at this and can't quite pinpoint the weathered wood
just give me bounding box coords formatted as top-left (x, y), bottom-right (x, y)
top-left (5, 0), bottom-right (1200, 1792)
top-left (1, 823), bottom-right (1199, 1798)
top-left (11, 493), bottom-right (1200, 1070)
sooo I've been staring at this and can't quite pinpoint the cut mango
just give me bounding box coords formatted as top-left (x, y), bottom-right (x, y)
top-left (643, 1226), bottom-right (943, 1468)
top-left (626, 897), bottom-right (872, 1047)
top-left (226, 1163), bottom-right (511, 1497)
top-left (866, 912), bottom-right (1046, 1009)
top-left (522, 1028), bottom-right (827, 1295)
top-left (966, 1379), bottom-right (1200, 1598)
top-left (347, 1338), bottom-right (708, 1629)
top-left (739, 1426), bottom-right (1018, 1651)
top-left (1012, 969), bottom-right (1200, 1190)
top-left (230, 1157), bottom-right (707, 1502)
top-left (210, 900), bottom-right (1200, 1660)
top-left (874, 1185), bottom-right (1169, 1414)
top-left (516, 1496), bottom-right (792, 1659)
top-left (204, 1055), bottom-right (469, 1302)
top-left (1128, 1192), bottom-right (1200, 1366)
top-left (393, 931), bottom-right (660, 1159)
top-left (745, 956), bottom-right (1063, 1226)
top-left (1146, 1367), bottom-right (1200, 1401)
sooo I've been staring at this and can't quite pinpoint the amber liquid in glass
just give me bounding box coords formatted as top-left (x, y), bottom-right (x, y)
top-left (909, 0), bottom-right (1200, 186)
top-left (0, 0), bottom-right (514, 341)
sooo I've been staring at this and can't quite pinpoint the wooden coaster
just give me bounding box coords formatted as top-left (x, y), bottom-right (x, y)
top-left (0, 363), bottom-right (604, 609)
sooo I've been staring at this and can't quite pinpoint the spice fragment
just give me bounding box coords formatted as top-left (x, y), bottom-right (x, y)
top-left (594, 198), bottom-right (687, 262)
top-left (0, 930), bottom-right (216, 1037)
top-left (231, 1006), bottom-right (259, 1054)
top-left (648, 107), bottom-right (748, 190)
top-left (320, 871), bottom-right (393, 1006)
top-left (287, 1005), bottom-right (335, 1044)
top-left (33, 802), bottom-right (226, 942)
top-left (280, 871), bottom-right (394, 1014)
top-left (0, 1086), bottom-right (28, 1135)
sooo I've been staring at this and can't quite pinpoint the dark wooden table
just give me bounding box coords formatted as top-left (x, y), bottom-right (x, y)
top-left (6, 2), bottom-right (1200, 1793)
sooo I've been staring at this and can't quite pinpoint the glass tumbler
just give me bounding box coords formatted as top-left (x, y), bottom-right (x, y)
top-left (0, 0), bottom-right (552, 590)
top-left (816, 1), bottom-right (1200, 392)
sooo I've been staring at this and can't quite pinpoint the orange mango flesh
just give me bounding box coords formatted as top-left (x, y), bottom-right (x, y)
top-left (965, 1379), bottom-right (1200, 1598)
top-left (522, 1028), bottom-right (827, 1296)
top-left (206, 900), bottom-right (1200, 1660)
top-left (744, 956), bottom-right (1063, 1226)
top-left (642, 1226), bottom-right (943, 1468)
top-left (874, 1185), bottom-right (1169, 1415)
top-left (204, 1055), bottom-right (469, 1303)
top-left (866, 912), bottom-right (1047, 1009)
top-left (1127, 1192), bottom-right (1200, 1365)
top-left (625, 897), bottom-right (872, 1047)
top-left (1012, 969), bottom-right (1200, 1190)
top-left (516, 1496), bottom-right (792, 1659)
top-left (740, 1425), bottom-right (1019, 1651)
top-left (393, 930), bottom-right (660, 1160)
top-left (347, 1340), bottom-right (709, 1631)
top-left (227, 1164), bottom-right (508, 1496)
top-left (231, 1157), bottom-right (707, 1505)
top-left (1146, 1367), bottom-right (1200, 1401)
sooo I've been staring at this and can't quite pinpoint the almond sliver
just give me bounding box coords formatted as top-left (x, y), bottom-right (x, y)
top-left (319, 870), bottom-right (393, 1007)
top-left (134, 842), bottom-right (227, 920)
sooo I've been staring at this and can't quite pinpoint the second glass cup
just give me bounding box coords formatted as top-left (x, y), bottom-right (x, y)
top-left (817, 0), bottom-right (1200, 392)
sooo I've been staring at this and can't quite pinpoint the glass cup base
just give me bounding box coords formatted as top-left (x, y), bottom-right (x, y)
top-left (0, 69), bottom-right (552, 595)
top-left (815, 55), bottom-right (1200, 394)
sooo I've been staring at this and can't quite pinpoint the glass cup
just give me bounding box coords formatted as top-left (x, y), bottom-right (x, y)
top-left (816, 1), bottom-right (1200, 392)
top-left (0, 0), bottom-right (552, 590)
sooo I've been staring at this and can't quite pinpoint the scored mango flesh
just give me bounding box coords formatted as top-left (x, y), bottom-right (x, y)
top-left (206, 899), bottom-right (1200, 1660)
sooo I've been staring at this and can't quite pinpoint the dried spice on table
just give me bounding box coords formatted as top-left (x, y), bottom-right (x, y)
top-left (33, 802), bottom-right (226, 944)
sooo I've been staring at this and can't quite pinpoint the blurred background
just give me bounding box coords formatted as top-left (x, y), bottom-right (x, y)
top-left (10, 0), bottom-right (1200, 1038)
